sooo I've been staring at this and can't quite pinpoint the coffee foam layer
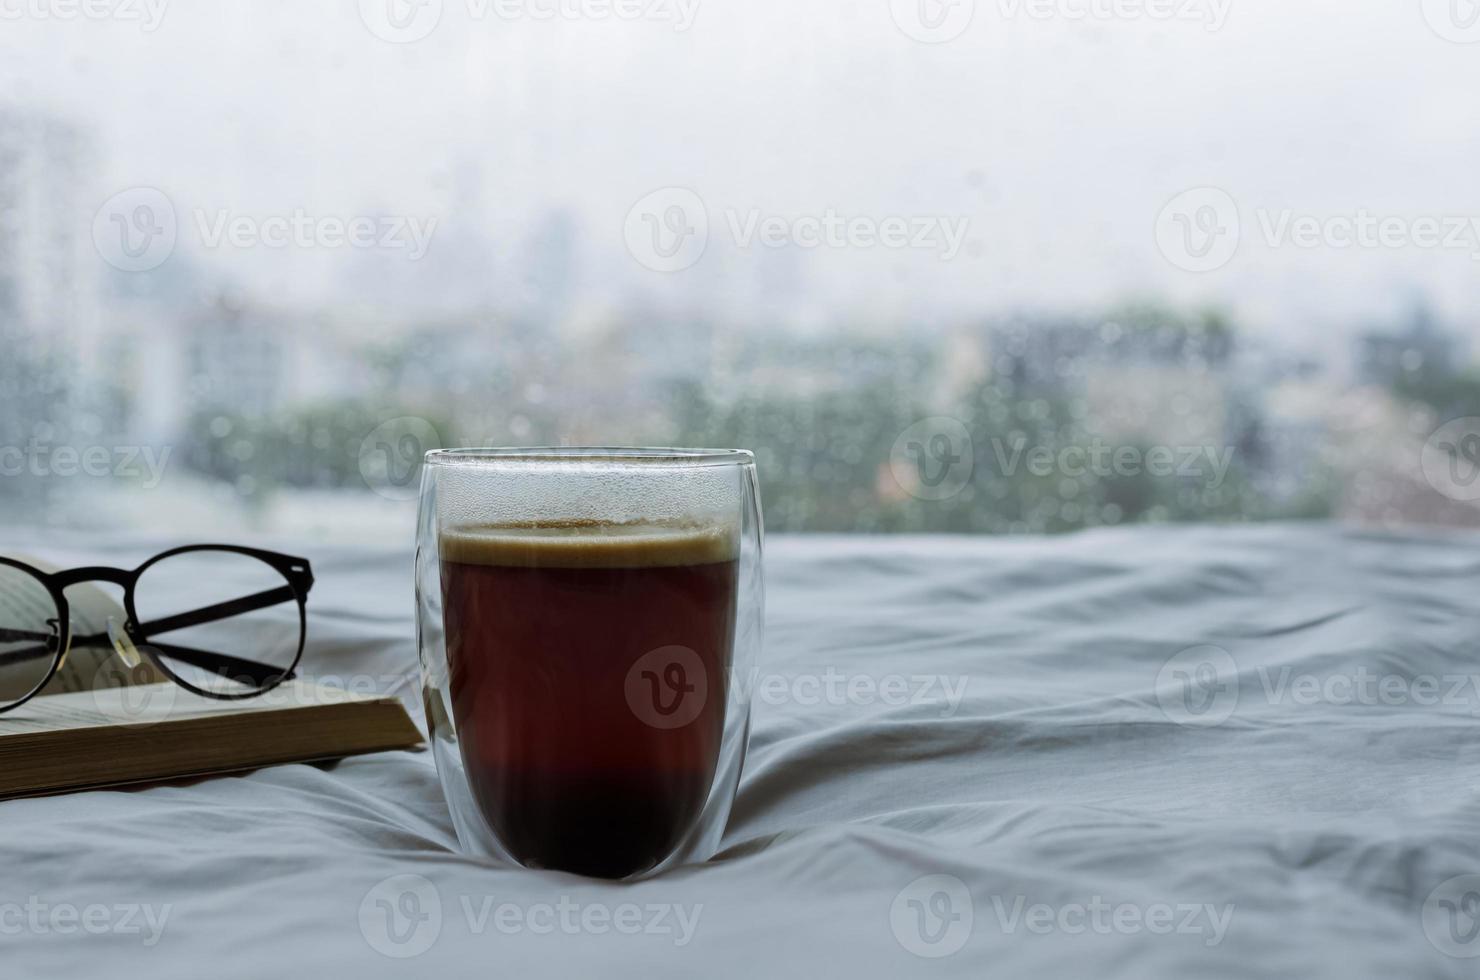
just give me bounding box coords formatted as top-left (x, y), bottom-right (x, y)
top-left (440, 521), bottom-right (739, 569)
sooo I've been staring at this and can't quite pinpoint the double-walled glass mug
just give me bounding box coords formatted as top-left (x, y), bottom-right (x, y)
top-left (415, 448), bottom-right (763, 880)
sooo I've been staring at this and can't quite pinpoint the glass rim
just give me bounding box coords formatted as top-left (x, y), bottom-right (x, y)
top-left (424, 447), bottom-right (754, 468)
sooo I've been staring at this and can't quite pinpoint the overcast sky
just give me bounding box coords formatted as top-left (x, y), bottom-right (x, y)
top-left (4, 0), bottom-right (1479, 352)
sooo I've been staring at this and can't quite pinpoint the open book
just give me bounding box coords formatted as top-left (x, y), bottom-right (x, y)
top-left (0, 552), bottom-right (423, 800)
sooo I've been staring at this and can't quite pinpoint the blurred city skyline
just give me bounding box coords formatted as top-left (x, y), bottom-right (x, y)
top-left (3, 0), bottom-right (1480, 346)
top-left (3, 0), bottom-right (1479, 539)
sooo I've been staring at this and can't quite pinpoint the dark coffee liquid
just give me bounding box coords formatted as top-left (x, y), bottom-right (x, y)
top-left (440, 523), bottom-right (737, 879)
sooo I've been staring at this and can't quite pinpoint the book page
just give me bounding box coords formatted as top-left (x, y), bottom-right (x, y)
top-left (0, 679), bottom-right (384, 736)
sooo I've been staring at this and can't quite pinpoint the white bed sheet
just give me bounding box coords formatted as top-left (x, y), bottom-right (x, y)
top-left (4, 524), bottom-right (1479, 978)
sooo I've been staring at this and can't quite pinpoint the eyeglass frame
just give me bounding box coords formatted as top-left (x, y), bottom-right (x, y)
top-left (0, 544), bottom-right (314, 715)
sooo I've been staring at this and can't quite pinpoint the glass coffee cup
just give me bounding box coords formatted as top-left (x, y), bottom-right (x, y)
top-left (415, 448), bottom-right (763, 879)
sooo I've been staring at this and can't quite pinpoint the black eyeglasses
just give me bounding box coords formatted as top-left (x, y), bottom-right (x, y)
top-left (0, 545), bottom-right (314, 714)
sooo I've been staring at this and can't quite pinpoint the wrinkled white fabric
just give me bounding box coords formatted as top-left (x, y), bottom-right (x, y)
top-left (2, 524), bottom-right (1477, 978)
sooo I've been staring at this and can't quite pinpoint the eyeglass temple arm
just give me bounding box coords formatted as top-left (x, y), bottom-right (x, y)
top-left (0, 638), bottom-right (292, 688)
top-left (0, 584), bottom-right (303, 681)
top-left (116, 583), bottom-right (302, 687)
top-left (133, 584), bottom-right (301, 637)
top-left (0, 586), bottom-right (298, 648)
top-left (145, 641), bottom-right (293, 687)
top-left (0, 626), bottom-right (59, 669)
top-left (0, 627), bottom-right (50, 644)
